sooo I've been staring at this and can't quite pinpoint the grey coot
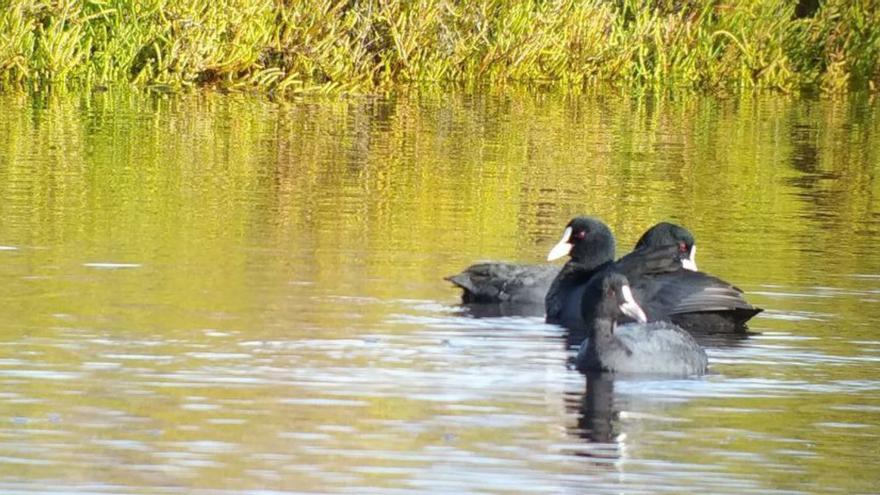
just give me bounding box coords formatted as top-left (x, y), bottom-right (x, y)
top-left (444, 262), bottom-right (559, 304)
top-left (574, 271), bottom-right (708, 375)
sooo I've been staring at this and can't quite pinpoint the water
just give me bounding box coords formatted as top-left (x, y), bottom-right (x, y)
top-left (0, 90), bottom-right (879, 494)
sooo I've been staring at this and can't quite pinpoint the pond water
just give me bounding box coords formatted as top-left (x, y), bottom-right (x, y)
top-left (0, 90), bottom-right (879, 494)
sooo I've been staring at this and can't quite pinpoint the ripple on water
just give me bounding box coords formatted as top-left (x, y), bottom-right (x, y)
top-left (82, 262), bottom-right (143, 269)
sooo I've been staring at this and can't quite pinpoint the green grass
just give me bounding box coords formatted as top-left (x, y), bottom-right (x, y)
top-left (0, 0), bottom-right (878, 94)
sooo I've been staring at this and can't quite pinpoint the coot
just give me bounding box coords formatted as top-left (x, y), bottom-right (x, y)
top-left (634, 221), bottom-right (697, 271)
top-left (574, 271), bottom-right (708, 375)
top-left (444, 262), bottom-right (558, 304)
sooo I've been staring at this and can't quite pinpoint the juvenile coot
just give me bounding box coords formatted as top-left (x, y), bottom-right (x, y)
top-left (545, 216), bottom-right (761, 335)
top-left (447, 221), bottom-right (697, 305)
top-left (574, 271), bottom-right (708, 375)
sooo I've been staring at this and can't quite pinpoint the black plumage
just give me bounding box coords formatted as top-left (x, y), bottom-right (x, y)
top-left (545, 216), bottom-right (761, 337)
top-left (443, 262), bottom-right (558, 304)
top-left (446, 220), bottom-right (698, 306)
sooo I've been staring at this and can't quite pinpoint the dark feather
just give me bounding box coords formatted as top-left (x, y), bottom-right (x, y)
top-left (445, 262), bottom-right (559, 303)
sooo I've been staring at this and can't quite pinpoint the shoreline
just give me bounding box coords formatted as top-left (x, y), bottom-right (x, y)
top-left (0, 1), bottom-right (877, 95)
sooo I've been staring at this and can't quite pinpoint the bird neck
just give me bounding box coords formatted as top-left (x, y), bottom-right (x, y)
top-left (564, 258), bottom-right (612, 283)
top-left (571, 243), bottom-right (615, 272)
top-left (587, 317), bottom-right (619, 353)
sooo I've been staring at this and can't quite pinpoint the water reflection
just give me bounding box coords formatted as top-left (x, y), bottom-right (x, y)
top-left (571, 374), bottom-right (619, 447)
top-left (456, 301), bottom-right (546, 318)
top-left (1, 90), bottom-right (879, 494)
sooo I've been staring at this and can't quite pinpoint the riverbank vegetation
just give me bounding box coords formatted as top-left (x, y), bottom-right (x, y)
top-left (0, 0), bottom-right (878, 94)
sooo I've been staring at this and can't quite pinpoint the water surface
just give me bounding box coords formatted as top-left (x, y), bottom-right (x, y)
top-left (0, 90), bottom-right (879, 494)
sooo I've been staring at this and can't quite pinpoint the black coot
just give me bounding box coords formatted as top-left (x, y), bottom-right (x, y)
top-left (444, 262), bottom-right (558, 304)
top-left (634, 221), bottom-right (697, 271)
top-left (447, 221), bottom-right (697, 306)
top-left (574, 271), bottom-right (708, 375)
top-left (545, 216), bottom-right (761, 335)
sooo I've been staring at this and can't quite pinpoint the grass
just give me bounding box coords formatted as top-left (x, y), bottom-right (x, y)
top-left (0, 0), bottom-right (878, 94)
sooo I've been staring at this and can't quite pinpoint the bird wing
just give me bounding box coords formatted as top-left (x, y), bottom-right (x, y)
top-left (632, 269), bottom-right (758, 317)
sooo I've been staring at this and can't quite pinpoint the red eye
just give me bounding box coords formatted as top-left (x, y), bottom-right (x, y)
top-left (575, 230), bottom-right (586, 240)
top-left (678, 242), bottom-right (687, 253)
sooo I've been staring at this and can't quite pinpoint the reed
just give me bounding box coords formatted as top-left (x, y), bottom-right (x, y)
top-left (0, 0), bottom-right (877, 94)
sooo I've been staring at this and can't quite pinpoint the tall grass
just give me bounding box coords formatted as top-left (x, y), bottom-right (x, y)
top-left (0, 0), bottom-right (878, 94)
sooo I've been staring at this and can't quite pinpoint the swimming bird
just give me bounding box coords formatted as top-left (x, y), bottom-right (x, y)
top-left (545, 216), bottom-right (761, 335)
top-left (574, 271), bottom-right (708, 375)
top-left (634, 221), bottom-right (697, 271)
top-left (446, 221), bottom-right (697, 306)
top-left (444, 262), bottom-right (558, 304)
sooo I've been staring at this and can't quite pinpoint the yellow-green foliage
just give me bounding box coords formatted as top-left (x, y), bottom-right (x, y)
top-left (0, 0), bottom-right (878, 93)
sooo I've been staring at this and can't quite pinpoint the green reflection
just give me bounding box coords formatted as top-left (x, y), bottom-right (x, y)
top-left (0, 90), bottom-right (879, 493)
